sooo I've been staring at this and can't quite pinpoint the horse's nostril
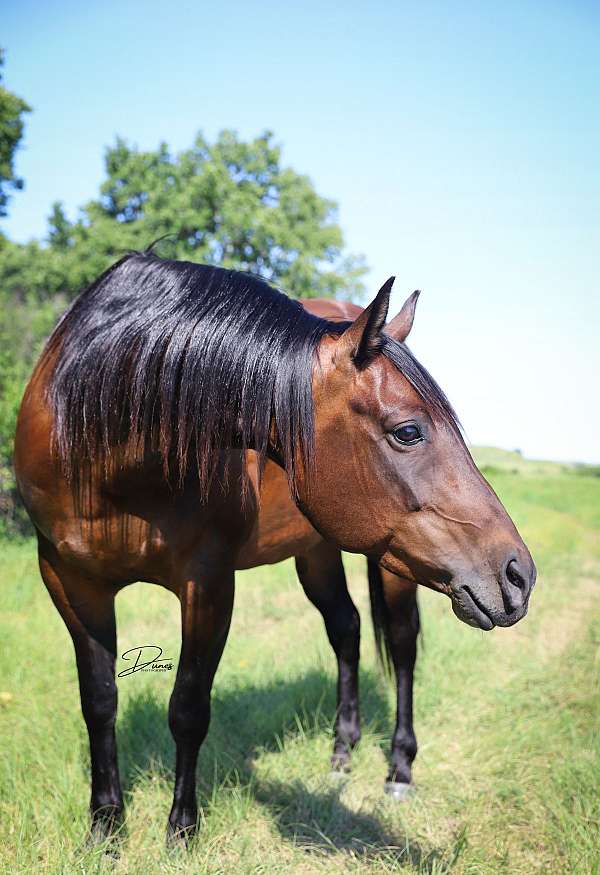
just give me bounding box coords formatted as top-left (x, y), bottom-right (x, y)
top-left (499, 557), bottom-right (530, 615)
top-left (506, 559), bottom-right (527, 590)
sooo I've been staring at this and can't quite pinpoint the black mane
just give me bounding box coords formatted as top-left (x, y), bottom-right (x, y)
top-left (45, 252), bottom-right (460, 497)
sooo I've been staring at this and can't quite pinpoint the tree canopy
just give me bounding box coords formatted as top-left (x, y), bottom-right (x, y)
top-left (2, 130), bottom-right (366, 302)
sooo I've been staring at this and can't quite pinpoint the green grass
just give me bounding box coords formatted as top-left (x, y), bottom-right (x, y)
top-left (1, 451), bottom-right (599, 873)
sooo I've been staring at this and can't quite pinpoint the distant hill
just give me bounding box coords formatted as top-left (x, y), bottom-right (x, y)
top-left (470, 446), bottom-right (600, 479)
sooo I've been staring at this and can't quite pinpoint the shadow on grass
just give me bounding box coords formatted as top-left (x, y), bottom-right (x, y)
top-left (118, 666), bottom-right (389, 787)
top-left (115, 669), bottom-right (454, 871)
top-left (252, 777), bottom-right (466, 872)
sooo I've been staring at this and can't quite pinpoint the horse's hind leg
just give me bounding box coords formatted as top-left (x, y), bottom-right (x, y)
top-left (295, 541), bottom-right (361, 772)
top-left (167, 558), bottom-right (234, 842)
top-left (37, 535), bottom-right (123, 839)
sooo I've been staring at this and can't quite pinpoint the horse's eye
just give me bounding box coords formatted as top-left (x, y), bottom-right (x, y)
top-left (391, 423), bottom-right (423, 445)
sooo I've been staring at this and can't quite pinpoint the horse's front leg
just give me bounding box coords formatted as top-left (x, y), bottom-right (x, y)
top-left (379, 568), bottom-right (419, 798)
top-left (37, 535), bottom-right (123, 840)
top-left (167, 558), bottom-right (234, 842)
top-left (295, 541), bottom-right (361, 772)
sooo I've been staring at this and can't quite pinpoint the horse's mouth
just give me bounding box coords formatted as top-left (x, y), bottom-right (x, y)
top-left (451, 586), bottom-right (495, 631)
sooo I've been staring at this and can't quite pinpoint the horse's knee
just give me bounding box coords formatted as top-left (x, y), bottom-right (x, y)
top-left (80, 679), bottom-right (117, 732)
top-left (387, 601), bottom-right (419, 659)
top-left (168, 674), bottom-right (211, 740)
top-left (326, 602), bottom-right (360, 655)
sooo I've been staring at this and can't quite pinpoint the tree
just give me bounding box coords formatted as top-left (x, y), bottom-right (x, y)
top-left (0, 49), bottom-right (30, 217)
top-left (39, 129), bottom-right (366, 300)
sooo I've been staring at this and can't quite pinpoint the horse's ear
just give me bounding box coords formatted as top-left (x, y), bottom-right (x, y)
top-left (385, 290), bottom-right (420, 343)
top-left (338, 277), bottom-right (394, 368)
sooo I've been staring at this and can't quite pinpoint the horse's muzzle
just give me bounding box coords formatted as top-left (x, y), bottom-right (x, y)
top-left (451, 553), bottom-right (536, 631)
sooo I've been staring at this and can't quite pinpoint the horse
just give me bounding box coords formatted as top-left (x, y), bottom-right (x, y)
top-left (239, 297), bottom-right (420, 799)
top-left (14, 252), bottom-right (536, 843)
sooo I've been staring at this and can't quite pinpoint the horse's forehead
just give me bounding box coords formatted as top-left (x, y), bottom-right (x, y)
top-left (351, 356), bottom-right (423, 415)
top-left (316, 338), bottom-right (425, 415)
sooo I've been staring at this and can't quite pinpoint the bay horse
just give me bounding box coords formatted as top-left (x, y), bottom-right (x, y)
top-left (240, 298), bottom-right (420, 799)
top-left (14, 252), bottom-right (536, 842)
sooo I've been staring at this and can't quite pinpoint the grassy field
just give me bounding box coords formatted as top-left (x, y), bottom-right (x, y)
top-left (1, 448), bottom-right (599, 874)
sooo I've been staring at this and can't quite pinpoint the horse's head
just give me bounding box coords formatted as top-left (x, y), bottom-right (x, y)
top-left (300, 281), bottom-right (536, 631)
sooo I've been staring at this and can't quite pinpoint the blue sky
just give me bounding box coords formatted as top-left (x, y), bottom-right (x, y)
top-left (3, 0), bottom-right (599, 462)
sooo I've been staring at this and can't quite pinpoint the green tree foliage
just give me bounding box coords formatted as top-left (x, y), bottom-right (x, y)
top-left (0, 49), bottom-right (30, 218)
top-left (0, 124), bottom-right (367, 533)
top-left (12, 131), bottom-right (365, 300)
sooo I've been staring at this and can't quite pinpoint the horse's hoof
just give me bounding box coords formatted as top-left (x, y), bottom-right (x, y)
top-left (166, 818), bottom-right (197, 848)
top-left (88, 805), bottom-right (124, 846)
top-left (384, 781), bottom-right (414, 801)
top-left (330, 754), bottom-right (351, 774)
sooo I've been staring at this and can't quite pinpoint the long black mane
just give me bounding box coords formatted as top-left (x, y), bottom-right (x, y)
top-left (45, 252), bottom-right (459, 497)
